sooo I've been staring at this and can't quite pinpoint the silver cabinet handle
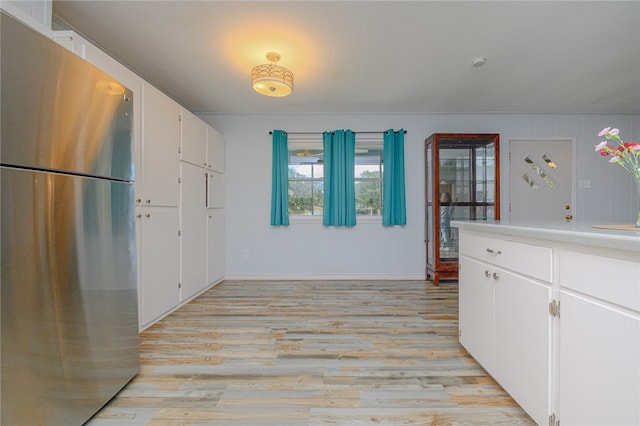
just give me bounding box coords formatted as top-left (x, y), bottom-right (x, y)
top-left (492, 272), bottom-right (500, 280)
top-left (136, 214), bottom-right (142, 219)
top-left (145, 213), bottom-right (151, 218)
top-left (136, 198), bottom-right (141, 204)
top-left (484, 270), bottom-right (491, 278)
top-left (146, 199), bottom-right (151, 204)
top-left (486, 248), bottom-right (502, 255)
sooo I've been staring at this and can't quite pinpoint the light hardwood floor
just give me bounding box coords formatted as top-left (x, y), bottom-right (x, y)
top-left (87, 280), bottom-right (536, 425)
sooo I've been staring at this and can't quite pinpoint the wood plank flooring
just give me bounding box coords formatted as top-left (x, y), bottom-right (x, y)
top-left (87, 280), bottom-right (536, 425)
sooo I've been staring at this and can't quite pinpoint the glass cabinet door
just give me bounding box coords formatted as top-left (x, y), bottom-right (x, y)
top-left (425, 134), bottom-right (500, 285)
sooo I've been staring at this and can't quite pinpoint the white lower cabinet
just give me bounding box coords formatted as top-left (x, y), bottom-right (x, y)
top-left (494, 268), bottom-right (551, 426)
top-left (458, 226), bottom-right (640, 426)
top-left (559, 291), bottom-right (640, 426)
top-left (557, 248), bottom-right (640, 426)
top-left (180, 163), bottom-right (207, 299)
top-left (459, 255), bottom-right (494, 371)
top-left (207, 210), bottom-right (225, 285)
top-left (459, 244), bottom-right (551, 426)
top-left (137, 206), bottom-right (179, 328)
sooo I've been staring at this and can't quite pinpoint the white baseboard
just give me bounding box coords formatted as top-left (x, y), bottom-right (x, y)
top-left (222, 273), bottom-right (426, 281)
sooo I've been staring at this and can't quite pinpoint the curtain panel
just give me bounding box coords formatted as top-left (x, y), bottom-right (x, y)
top-left (323, 130), bottom-right (356, 226)
top-left (382, 129), bottom-right (407, 226)
top-left (270, 130), bottom-right (289, 226)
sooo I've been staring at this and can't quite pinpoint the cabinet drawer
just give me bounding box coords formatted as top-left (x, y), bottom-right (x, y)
top-left (460, 231), bottom-right (552, 282)
top-left (559, 250), bottom-right (640, 312)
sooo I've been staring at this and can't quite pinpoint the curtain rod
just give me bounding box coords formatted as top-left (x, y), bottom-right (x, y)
top-left (269, 130), bottom-right (407, 135)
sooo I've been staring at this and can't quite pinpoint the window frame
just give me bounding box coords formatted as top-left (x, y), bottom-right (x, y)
top-left (287, 134), bottom-right (384, 223)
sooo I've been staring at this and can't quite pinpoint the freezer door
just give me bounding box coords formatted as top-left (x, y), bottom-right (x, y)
top-left (1, 167), bottom-right (139, 425)
top-left (0, 11), bottom-right (134, 181)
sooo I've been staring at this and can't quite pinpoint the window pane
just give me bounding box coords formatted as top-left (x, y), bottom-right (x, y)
top-left (355, 180), bottom-right (381, 215)
top-left (355, 147), bottom-right (382, 216)
top-left (289, 180), bottom-right (324, 215)
top-left (355, 164), bottom-right (380, 178)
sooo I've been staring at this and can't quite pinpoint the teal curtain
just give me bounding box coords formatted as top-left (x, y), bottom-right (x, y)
top-left (323, 130), bottom-right (356, 226)
top-left (382, 129), bottom-right (406, 226)
top-left (270, 130), bottom-right (289, 226)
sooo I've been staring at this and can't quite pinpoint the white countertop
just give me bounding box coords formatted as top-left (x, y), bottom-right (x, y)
top-left (451, 220), bottom-right (640, 253)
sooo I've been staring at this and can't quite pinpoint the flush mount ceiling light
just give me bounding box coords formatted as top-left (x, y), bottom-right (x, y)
top-left (251, 52), bottom-right (294, 97)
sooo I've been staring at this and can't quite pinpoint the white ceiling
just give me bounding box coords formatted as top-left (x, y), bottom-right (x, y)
top-left (52, 1), bottom-right (640, 115)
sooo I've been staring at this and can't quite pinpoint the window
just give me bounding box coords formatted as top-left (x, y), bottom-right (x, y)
top-left (287, 136), bottom-right (383, 216)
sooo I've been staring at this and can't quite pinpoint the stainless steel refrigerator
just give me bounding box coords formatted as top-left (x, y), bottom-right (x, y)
top-left (1, 11), bottom-right (139, 425)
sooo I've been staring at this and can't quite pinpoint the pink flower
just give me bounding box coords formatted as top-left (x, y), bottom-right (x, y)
top-left (595, 127), bottom-right (640, 180)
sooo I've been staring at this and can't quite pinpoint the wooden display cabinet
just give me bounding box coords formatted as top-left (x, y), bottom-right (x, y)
top-left (425, 133), bottom-right (500, 285)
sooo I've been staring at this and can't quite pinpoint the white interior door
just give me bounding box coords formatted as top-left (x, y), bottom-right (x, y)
top-left (509, 139), bottom-right (574, 222)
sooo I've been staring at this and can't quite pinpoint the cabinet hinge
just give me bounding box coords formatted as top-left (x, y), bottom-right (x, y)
top-left (178, 177), bottom-right (181, 184)
top-left (549, 299), bottom-right (560, 318)
top-left (178, 282), bottom-right (182, 289)
top-left (549, 413), bottom-right (560, 426)
top-left (178, 229), bottom-right (181, 237)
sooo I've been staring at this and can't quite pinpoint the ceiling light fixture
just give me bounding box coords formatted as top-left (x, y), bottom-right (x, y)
top-left (251, 52), bottom-right (294, 97)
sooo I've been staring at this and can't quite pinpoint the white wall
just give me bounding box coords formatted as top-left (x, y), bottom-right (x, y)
top-left (200, 112), bottom-right (640, 280)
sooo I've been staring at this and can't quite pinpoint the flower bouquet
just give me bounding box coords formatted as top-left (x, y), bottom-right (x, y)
top-left (595, 127), bottom-right (640, 226)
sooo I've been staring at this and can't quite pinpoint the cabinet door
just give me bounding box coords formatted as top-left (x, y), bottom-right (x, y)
top-left (207, 171), bottom-right (224, 209)
top-left (494, 269), bottom-right (551, 426)
top-left (458, 255), bottom-right (494, 372)
top-left (180, 163), bottom-right (207, 300)
top-left (141, 84), bottom-right (179, 207)
top-left (181, 109), bottom-right (207, 167)
top-left (138, 206), bottom-right (179, 327)
top-left (207, 210), bottom-right (225, 285)
top-left (559, 291), bottom-right (640, 426)
top-left (207, 126), bottom-right (225, 173)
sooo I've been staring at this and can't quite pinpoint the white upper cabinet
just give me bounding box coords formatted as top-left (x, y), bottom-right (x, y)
top-left (1, 0), bottom-right (52, 36)
top-left (207, 126), bottom-right (225, 173)
top-left (180, 109), bottom-right (207, 167)
top-left (141, 84), bottom-right (180, 207)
